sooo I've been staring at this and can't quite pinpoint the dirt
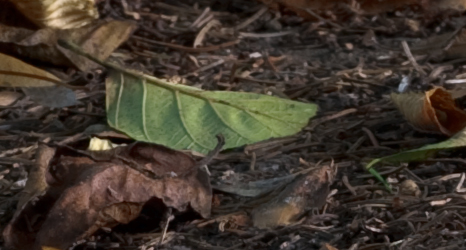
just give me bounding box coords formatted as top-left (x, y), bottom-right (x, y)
top-left (2, 0), bottom-right (466, 249)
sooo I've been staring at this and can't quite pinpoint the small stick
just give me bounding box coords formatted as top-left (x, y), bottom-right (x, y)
top-left (159, 208), bottom-right (174, 245)
top-left (362, 127), bottom-right (380, 147)
top-left (195, 134), bottom-right (225, 168)
top-left (401, 40), bottom-right (426, 76)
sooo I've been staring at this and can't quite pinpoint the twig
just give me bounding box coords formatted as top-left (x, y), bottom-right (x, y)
top-left (455, 173), bottom-right (466, 193)
top-left (234, 6), bottom-right (268, 31)
top-left (183, 59), bottom-right (225, 77)
top-left (361, 127), bottom-right (379, 147)
top-left (304, 8), bottom-right (342, 29)
top-left (401, 40), bottom-right (426, 76)
top-left (195, 134), bottom-right (225, 168)
top-left (194, 19), bottom-right (220, 48)
top-left (190, 7), bottom-right (211, 28)
top-left (132, 36), bottom-right (239, 53)
top-left (239, 30), bottom-right (296, 38)
top-left (342, 175), bottom-right (357, 196)
top-left (308, 108), bottom-right (358, 129)
top-left (159, 208), bottom-right (174, 245)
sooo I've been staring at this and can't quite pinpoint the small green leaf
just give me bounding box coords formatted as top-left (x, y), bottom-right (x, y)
top-left (366, 128), bottom-right (466, 170)
top-left (368, 168), bottom-right (391, 192)
top-left (106, 71), bottom-right (317, 154)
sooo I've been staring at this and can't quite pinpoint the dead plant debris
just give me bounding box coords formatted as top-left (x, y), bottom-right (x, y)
top-left (1, 0), bottom-right (466, 250)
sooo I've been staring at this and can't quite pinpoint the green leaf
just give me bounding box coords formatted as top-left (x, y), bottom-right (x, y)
top-left (366, 128), bottom-right (466, 170)
top-left (106, 71), bottom-right (317, 153)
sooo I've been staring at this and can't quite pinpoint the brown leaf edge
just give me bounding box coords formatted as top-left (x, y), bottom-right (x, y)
top-left (3, 142), bottom-right (212, 250)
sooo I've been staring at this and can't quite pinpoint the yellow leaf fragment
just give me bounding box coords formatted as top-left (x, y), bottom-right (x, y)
top-left (0, 53), bottom-right (76, 107)
top-left (88, 137), bottom-right (125, 151)
top-left (11, 0), bottom-right (98, 29)
top-left (0, 53), bottom-right (60, 88)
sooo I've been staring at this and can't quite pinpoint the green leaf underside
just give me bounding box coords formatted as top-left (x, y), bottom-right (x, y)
top-left (106, 71), bottom-right (317, 154)
top-left (366, 128), bottom-right (466, 170)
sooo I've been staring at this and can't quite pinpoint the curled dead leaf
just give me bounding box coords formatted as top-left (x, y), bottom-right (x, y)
top-left (10, 0), bottom-right (98, 29)
top-left (252, 164), bottom-right (336, 228)
top-left (3, 142), bottom-right (212, 250)
top-left (0, 20), bottom-right (136, 71)
top-left (391, 87), bottom-right (466, 136)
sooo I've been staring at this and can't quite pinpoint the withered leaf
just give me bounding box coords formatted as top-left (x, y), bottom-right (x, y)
top-left (10, 0), bottom-right (98, 29)
top-left (16, 144), bottom-right (55, 210)
top-left (3, 142), bottom-right (211, 250)
top-left (0, 20), bottom-right (136, 71)
top-left (391, 87), bottom-right (466, 136)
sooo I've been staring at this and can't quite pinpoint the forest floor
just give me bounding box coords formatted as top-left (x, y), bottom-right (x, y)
top-left (3, 0), bottom-right (466, 249)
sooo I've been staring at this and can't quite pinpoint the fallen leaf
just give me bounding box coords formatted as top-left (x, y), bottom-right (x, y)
top-left (252, 165), bottom-right (335, 228)
top-left (3, 142), bottom-right (212, 250)
top-left (105, 69), bottom-right (317, 154)
top-left (87, 137), bottom-right (124, 151)
top-left (366, 127), bottom-right (466, 170)
top-left (16, 145), bottom-right (55, 210)
top-left (0, 20), bottom-right (136, 71)
top-left (391, 87), bottom-right (466, 136)
top-left (0, 52), bottom-right (76, 107)
top-left (9, 0), bottom-right (98, 29)
top-left (57, 20), bottom-right (136, 71)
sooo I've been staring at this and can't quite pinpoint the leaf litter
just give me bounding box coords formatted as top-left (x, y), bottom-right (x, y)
top-left (3, 0), bottom-right (466, 250)
top-left (4, 140), bottom-right (214, 250)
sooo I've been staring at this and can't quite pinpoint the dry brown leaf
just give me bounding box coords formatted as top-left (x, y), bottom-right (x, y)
top-left (9, 0), bottom-right (98, 29)
top-left (16, 145), bottom-right (55, 210)
top-left (3, 142), bottom-right (212, 250)
top-left (252, 165), bottom-right (335, 228)
top-left (0, 20), bottom-right (136, 71)
top-left (0, 52), bottom-right (77, 107)
top-left (391, 87), bottom-right (466, 136)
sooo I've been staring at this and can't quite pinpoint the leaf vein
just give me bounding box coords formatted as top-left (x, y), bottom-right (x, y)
top-left (115, 73), bottom-right (125, 128)
top-left (141, 78), bottom-right (151, 141)
top-left (207, 100), bottom-right (253, 142)
top-left (175, 92), bottom-right (211, 150)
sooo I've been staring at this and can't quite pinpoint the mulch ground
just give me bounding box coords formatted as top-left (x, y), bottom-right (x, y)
top-left (2, 0), bottom-right (466, 249)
